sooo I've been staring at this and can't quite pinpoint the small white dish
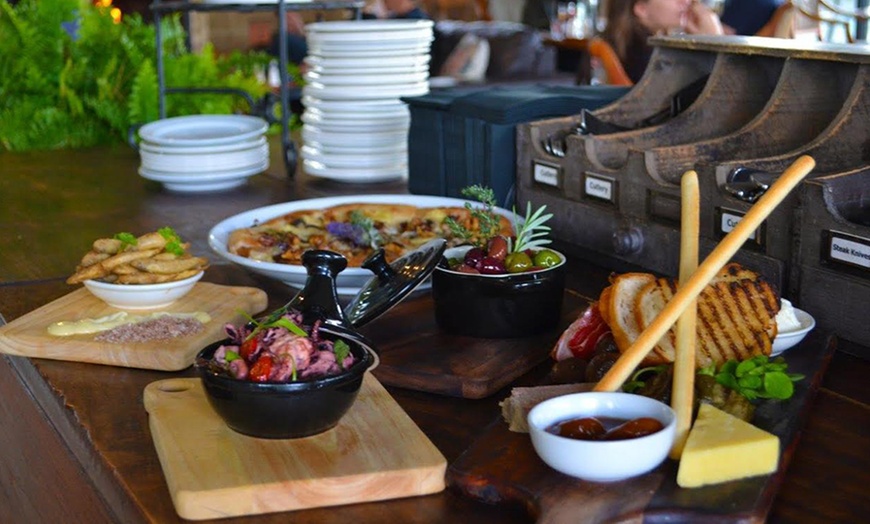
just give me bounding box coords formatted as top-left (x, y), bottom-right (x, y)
top-left (138, 160), bottom-right (268, 193)
top-left (307, 46), bottom-right (432, 59)
top-left (305, 19), bottom-right (434, 34)
top-left (300, 145), bottom-right (407, 168)
top-left (139, 142), bottom-right (268, 173)
top-left (303, 81), bottom-right (429, 100)
top-left (84, 271), bottom-right (204, 310)
top-left (138, 115), bottom-right (268, 147)
top-left (139, 136), bottom-right (266, 155)
top-left (302, 159), bottom-right (408, 183)
top-left (771, 307), bottom-right (816, 356)
top-left (304, 71), bottom-right (430, 86)
top-left (528, 392), bottom-right (676, 483)
top-left (301, 96), bottom-right (408, 114)
top-left (302, 125), bottom-right (408, 148)
top-left (304, 54), bottom-right (431, 70)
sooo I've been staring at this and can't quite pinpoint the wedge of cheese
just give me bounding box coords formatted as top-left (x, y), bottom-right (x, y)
top-left (677, 403), bottom-right (780, 488)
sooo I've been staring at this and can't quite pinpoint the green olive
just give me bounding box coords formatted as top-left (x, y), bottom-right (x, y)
top-left (533, 249), bottom-right (561, 268)
top-left (505, 252), bottom-right (533, 273)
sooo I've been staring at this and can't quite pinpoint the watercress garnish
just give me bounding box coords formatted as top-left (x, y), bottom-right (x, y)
top-left (699, 355), bottom-right (804, 401)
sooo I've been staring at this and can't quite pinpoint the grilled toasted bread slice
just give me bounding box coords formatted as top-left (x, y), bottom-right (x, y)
top-left (635, 265), bottom-right (780, 367)
top-left (599, 272), bottom-right (657, 356)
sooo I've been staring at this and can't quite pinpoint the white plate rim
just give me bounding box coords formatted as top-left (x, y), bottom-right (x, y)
top-left (138, 159), bottom-right (268, 182)
top-left (303, 71), bottom-right (429, 86)
top-left (138, 115), bottom-right (268, 147)
top-left (139, 136), bottom-right (266, 155)
top-left (304, 55), bottom-right (431, 68)
top-left (208, 195), bottom-right (520, 296)
top-left (306, 19), bottom-right (434, 33)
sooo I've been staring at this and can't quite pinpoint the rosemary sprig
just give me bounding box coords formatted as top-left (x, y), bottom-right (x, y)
top-left (510, 202), bottom-right (553, 253)
top-left (444, 185), bottom-right (502, 248)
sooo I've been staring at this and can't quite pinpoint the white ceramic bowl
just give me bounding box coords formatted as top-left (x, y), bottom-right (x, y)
top-left (771, 307), bottom-right (816, 356)
top-left (83, 271), bottom-right (204, 310)
top-left (528, 392), bottom-right (677, 483)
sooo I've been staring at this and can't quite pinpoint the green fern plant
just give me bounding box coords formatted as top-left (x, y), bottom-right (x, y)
top-left (0, 0), bottom-right (277, 152)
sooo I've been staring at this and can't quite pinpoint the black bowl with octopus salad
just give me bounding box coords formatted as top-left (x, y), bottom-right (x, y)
top-left (194, 309), bottom-right (377, 439)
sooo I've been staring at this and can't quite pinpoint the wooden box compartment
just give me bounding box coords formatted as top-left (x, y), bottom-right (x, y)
top-left (517, 36), bottom-right (870, 295)
top-left (795, 168), bottom-right (870, 355)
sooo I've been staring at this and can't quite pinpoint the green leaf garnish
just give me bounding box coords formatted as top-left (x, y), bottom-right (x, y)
top-left (511, 201), bottom-right (553, 253)
top-left (158, 226), bottom-right (185, 256)
top-left (621, 365), bottom-right (669, 393)
top-left (710, 355), bottom-right (802, 401)
top-left (333, 339), bottom-right (351, 370)
top-left (114, 232), bottom-right (137, 249)
top-left (236, 308), bottom-right (307, 341)
top-left (225, 350), bottom-right (240, 362)
top-left (443, 185), bottom-right (502, 248)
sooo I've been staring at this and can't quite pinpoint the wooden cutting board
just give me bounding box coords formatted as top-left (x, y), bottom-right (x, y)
top-left (363, 290), bottom-right (587, 399)
top-left (447, 332), bottom-right (836, 522)
top-left (0, 283), bottom-right (267, 371)
top-left (144, 375), bottom-right (447, 520)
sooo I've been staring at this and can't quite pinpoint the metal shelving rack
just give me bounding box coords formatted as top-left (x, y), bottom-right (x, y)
top-left (149, 0), bottom-right (364, 176)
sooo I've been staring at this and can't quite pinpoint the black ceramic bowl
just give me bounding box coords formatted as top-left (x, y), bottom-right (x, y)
top-left (432, 246), bottom-right (567, 338)
top-left (194, 323), bottom-right (377, 439)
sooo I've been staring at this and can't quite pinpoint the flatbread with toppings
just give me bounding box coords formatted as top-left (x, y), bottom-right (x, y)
top-left (227, 202), bottom-right (515, 267)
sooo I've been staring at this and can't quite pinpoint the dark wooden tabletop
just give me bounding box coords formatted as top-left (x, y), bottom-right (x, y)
top-left (0, 139), bottom-right (868, 523)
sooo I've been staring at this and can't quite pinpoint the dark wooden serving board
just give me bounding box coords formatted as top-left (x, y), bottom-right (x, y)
top-left (447, 331), bottom-right (837, 523)
top-left (363, 290), bottom-right (589, 399)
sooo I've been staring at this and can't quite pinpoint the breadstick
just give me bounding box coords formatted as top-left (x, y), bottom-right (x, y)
top-left (670, 170), bottom-right (699, 460)
top-left (594, 155), bottom-right (815, 393)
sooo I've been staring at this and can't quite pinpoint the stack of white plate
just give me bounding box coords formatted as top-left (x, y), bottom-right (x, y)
top-left (300, 19), bottom-right (434, 183)
top-left (137, 115), bottom-right (269, 193)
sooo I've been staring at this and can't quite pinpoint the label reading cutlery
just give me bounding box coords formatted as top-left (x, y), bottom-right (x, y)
top-left (718, 208), bottom-right (763, 247)
top-left (533, 162), bottom-right (560, 187)
top-left (584, 173), bottom-right (615, 203)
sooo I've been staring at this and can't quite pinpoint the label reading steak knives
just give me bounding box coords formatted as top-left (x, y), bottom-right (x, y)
top-left (826, 231), bottom-right (870, 271)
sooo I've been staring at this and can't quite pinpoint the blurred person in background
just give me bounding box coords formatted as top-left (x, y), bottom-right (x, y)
top-left (364, 0), bottom-right (430, 19)
top-left (601, 0), bottom-right (723, 82)
top-left (719, 0), bottom-right (784, 36)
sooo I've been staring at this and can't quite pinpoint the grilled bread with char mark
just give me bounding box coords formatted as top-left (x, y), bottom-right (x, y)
top-left (600, 264), bottom-right (780, 368)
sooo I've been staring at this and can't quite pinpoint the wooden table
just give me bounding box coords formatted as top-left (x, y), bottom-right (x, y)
top-left (1, 139), bottom-right (868, 523)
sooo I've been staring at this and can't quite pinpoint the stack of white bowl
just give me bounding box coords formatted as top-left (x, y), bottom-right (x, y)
top-left (300, 19), bottom-right (434, 183)
top-left (137, 115), bottom-right (270, 193)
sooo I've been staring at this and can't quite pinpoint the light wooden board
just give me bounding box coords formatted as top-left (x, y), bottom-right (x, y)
top-left (0, 283), bottom-right (267, 371)
top-left (143, 376), bottom-right (447, 520)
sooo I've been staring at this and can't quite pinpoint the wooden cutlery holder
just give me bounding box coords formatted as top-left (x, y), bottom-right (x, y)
top-left (517, 35), bottom-right (870, 310)
top-left (795, 168), bottom-right (870, 354)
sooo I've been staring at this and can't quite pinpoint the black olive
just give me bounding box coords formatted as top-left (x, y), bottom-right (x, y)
top-left (585, 351), bottom-right (620, 382)
top-left (548, 357), bottom-right (589, 385)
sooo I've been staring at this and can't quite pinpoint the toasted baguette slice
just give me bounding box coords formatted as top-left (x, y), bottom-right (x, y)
top-left (599, 272), bottom-right (657, 355)
top-left (635, 265), bottom-right (780, 367)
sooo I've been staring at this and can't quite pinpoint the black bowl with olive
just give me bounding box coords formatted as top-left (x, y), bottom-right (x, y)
top-left (432, 245), bottom-right (567, 338)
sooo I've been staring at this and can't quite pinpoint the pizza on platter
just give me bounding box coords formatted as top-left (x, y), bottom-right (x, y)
top-left (227, 202), bottom-right (515, 267)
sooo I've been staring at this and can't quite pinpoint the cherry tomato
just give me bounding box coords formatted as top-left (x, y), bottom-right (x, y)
top-left (533, 249), bottom-right (561, 268)
top-left (249, 354), bottom-right (273, 383)
top-left (240, 337), bottom-right (259, 362)
top-left (505, 251), bottom-right (533, 273)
